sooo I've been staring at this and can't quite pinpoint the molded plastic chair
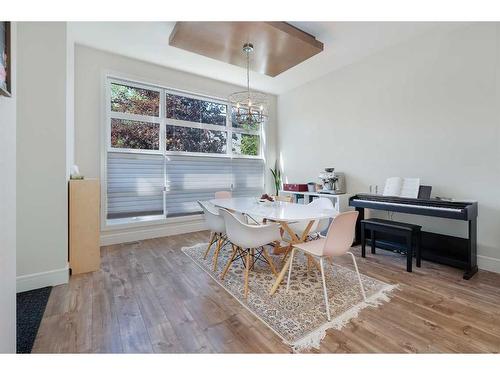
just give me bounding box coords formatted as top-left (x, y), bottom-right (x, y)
top-left (213, 190), bottom-right (250, 224)
top-left (280, 198), bottom-right (335, 264)
top-left (214, 191), bottom-right (232, 199)
top-left (285, 198), bottom-right (334, 240)
top-left (198, 201), bottom-right (229, 272)
top-left (309, 198), bottom-right (335, 235)
top-left (219, 209), bottom-right (281, 298)
top-left (286, 210), bottom-right (366, 321)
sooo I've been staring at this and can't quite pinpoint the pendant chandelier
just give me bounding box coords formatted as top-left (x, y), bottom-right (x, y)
top-left (228, 43), bottom-right (268, 128)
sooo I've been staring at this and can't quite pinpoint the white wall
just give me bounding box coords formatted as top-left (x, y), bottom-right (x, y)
top-left (0, 22), bottom-right (17, 353)
top-left (73, 45), bottom-right (278, 244)
top-left (278, 23), bottom-right (500, 272)
top-left (16, 22), bottom-right (69, 291)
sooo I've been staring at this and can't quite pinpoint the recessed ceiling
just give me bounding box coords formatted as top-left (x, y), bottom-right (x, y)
top-left (69, 22), bottom-right (469, 95)
top-left (169, 22), bottom-right (323, 77)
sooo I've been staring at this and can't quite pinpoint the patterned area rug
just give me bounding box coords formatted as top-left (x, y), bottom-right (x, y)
top-left (182, 243), bottom-right (397, 351)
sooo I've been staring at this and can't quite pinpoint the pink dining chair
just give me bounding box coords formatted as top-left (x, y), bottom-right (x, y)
top-left (286, 210), bottom-right (366, 321)
top-left (214, 191), bottom-right (232, 199)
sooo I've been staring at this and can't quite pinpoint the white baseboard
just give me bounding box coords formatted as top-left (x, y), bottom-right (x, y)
top-left (17, 265), bottom-right (69, 293)
top-left (100, 218), bottom-right (208, 246)
top-left (99, 218), bottom-right (500, 274)
top-left (478, 255), bottom-right (500, 274)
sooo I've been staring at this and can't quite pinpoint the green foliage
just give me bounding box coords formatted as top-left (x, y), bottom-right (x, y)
top-left (111, 83), bottom-right (159, 116)
top-left (111, 119), bottom-right (159, 150)
top-left (167, 93), bottom-right (226, 126)
top-left (240, 134), bottom-right (259, 156)
top-left (110, 83), bottom-right (262, 156)
top-left (166, 125), bottom-right (226, 154)
top-left (270, 161), bottom-right (282, 195)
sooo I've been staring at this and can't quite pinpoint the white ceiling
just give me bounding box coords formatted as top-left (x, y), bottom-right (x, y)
top-left (69, 22), bottom-right (468, 95)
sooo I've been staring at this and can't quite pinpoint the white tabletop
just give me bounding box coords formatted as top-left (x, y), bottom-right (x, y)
top-left (210, 197), bottom-right (338, 222)
top-left (280, 190), bottom-right (347, 196)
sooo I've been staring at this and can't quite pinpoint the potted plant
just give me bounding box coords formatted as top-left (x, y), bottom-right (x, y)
top-left (270, 161), bottom-right (282, 196)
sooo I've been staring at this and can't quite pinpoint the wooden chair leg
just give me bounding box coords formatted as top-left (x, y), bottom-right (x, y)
top-left (221, 245), bottom-right (238, 280)
top-left (204, 232), bottom-right (216, 259)
top-left (244, 250), bottom-right (251, 298)
top-left (212, 237), bottom-right (224, 272)
top-left (272, 240), bottom-right (281, 254)
top-left (262, 247), bottom-right (278, 276)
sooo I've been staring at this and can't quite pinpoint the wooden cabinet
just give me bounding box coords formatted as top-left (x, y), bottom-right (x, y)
top-left (69, 179), bottom-right (100, 275)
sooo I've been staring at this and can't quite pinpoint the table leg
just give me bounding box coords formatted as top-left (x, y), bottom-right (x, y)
top-left (269, 220), bottom-right (314, 296)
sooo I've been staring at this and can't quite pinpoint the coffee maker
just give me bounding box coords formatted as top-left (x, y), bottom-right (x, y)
top-left (318, 168), bottom-right (346, 194)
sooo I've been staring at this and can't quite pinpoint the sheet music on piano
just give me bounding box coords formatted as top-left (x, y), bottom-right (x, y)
top-left (383, 177), bottom-right (420, 198)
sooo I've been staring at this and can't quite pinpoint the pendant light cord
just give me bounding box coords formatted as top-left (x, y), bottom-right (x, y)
top-left (246, 49), bottom-right (250, 96)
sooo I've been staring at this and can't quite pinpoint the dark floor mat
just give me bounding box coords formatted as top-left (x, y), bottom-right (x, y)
top-left (16, 286), bottom-right (52, 353)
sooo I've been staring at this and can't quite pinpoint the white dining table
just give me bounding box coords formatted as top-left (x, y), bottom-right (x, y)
top-left (210, 197), bottom-right (338, 295)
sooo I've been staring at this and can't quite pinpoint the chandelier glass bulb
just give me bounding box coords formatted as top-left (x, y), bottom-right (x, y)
top-left (228, 43), bottom-right (269, 128)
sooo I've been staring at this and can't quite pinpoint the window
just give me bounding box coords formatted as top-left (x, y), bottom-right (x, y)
top-left (111, 82), bottom-right (160, 116)
top-left (111, 119), bottom-right (160, 150)
top-left (166, 93), bottom-right (227, 126)
top-left (232, 132), bottom-right (260, 156)
top-left (105, 77), bottom-right (265, 224)
top-left (109, 82), bottom-right (161, 153)
top-left (165, 125), bottom-right (227, 154)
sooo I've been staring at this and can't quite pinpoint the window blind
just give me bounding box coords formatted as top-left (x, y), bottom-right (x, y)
top-left (165, 155), bottom-right (233, 217)
top-left (231, 158), bottom-right (265, 198)
top-left (107, 152), bottom-right (164, 219)
top-left (165, 155), bottom-right (264, 216)
top-left (107, 152), bottom-right (264, 219)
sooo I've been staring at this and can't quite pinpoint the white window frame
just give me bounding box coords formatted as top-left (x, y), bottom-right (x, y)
top-left (107, 78), bottom-right (163, 155)
top-left (102, 74), bottom-right (266, 230)
top-left (107, 77), bottom-right (262, 159)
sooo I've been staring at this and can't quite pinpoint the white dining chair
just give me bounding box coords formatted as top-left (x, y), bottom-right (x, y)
top-left (287, 198), bottom-right (333, 239)
top-left (213, 190), bottom-right (254, 225)
top-left (197, 201), bottom-right (230, 272)
top-left (286, 210), bottom-right (366, 321)
top-left (219, 208), bottom-right (281, 298)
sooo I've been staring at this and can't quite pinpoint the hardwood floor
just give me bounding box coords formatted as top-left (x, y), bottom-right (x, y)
top-left (32, 231), bottom-right (500, 353)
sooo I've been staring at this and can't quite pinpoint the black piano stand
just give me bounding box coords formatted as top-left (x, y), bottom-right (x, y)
top-left (464, 217), bottom-right (478, 280)
top-left (354, 207), bottom-right (478, 280)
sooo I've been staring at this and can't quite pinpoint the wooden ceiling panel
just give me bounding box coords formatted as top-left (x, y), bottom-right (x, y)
top-left (169, 22), bottom-right (324, 77)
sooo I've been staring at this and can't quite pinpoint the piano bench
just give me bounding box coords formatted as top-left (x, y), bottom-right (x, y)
top-left (360, 218), bottom-right (422, 272)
